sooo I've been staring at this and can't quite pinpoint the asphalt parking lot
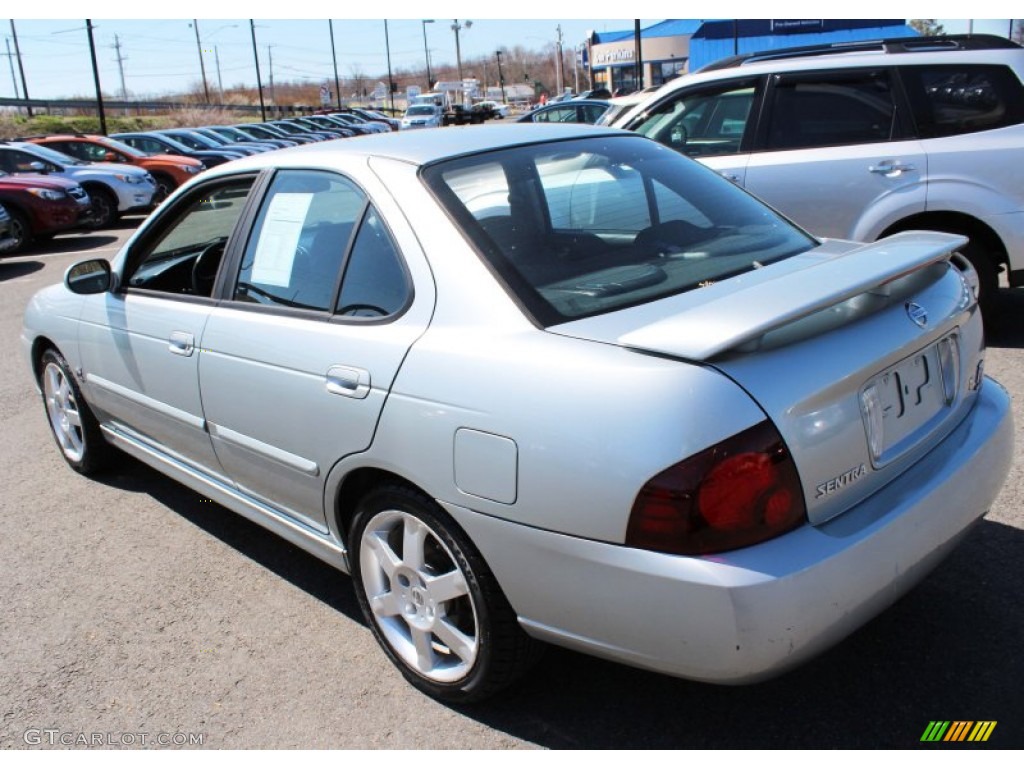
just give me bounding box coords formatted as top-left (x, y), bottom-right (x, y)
top-left (1, 223), bottom-right (1022, 749)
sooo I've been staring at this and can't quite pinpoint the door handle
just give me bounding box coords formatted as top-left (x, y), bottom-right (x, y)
top-left (869, 162), bottom-right (916, 176)
top-left (326, 365), bottom-right (370, 399)
top-left (168, 331), bottom-right (195, 357)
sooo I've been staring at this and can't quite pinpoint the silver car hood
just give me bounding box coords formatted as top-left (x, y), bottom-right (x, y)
top-left (551, 232), bottom-right (984, 526)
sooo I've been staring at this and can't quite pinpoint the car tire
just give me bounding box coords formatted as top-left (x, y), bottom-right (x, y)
top-left (350, 484), bottom-right (541, 703)
top-left (151, 173), bottom-right (175, 204)
top-left (5, 208), bottom-right (32, 253)
top-left (83, 187), bottom-right (119, 229)
top-left (40, 348), bottom-right (113, 475)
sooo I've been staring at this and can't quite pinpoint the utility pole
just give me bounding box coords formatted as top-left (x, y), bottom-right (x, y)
top-left (249, 19), bottom-right (266, 121)
top-left (86, 19), bottom-right (106, 134)
top-left (112, 34), bottom-right (128, 103)
top-left (215, 46), bottom-right (223, 98)
top-left (9, 20), bottom-right (31, 117)
top-left (192, 19), bottom-right (210, 103)
top-left (555, 24), bottom-right (564, 94)
top-left (384, 20), bottom-right (395, 112)
top-left (422, 20), bottom-right (434, 91)
top-left (328, 20), bottom-right (342, 110)
top-left (5, 38), bottom-right (19, 99)
top-left (573, 45), bottom-right (579, 94)
top-left (267, 45), bottom-right (275, 104)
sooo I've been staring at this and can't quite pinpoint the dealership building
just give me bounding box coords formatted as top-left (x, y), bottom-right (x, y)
top-left (585, 19), bottom-right (920, 93)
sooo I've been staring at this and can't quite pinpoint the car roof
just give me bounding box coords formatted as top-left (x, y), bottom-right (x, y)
top-left (213, 124), bottom-right (624, 170)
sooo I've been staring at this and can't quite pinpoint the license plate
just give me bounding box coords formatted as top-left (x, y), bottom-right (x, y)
top-left (861, 336), bottom-right (957, 466)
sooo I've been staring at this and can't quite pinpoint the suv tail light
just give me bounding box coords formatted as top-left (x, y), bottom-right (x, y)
top-left (626, 421), bottom-right (806, 555)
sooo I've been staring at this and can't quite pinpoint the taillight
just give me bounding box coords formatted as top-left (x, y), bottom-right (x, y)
top-left (626, 421), bottom-right (806, 555)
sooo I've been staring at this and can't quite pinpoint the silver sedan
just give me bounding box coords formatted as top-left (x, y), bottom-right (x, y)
top-left (22, 124), bottom-right (1013, 703)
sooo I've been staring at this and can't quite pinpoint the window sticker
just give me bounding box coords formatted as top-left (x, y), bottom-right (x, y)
top-left (250, 192), bottom-right (313, 287)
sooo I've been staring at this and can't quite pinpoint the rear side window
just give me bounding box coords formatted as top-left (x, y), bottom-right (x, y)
top-left (900, 64), bottom-right (1024, 138)
top-left (763, 70), bottom-right (897, 150)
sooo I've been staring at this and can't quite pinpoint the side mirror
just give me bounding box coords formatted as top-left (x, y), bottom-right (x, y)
top-left (65, 259), bottom-right (112, 295)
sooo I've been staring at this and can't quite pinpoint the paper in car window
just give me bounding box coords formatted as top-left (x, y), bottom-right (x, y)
top-left (250, 193), bottom-right (313, 287)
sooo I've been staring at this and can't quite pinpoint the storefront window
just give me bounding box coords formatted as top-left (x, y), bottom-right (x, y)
top-left (654, 59), bottom-right (687, 86)
top-left (613, 66), bottom-right (639, 95)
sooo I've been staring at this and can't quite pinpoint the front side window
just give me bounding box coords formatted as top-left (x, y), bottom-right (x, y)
top-left (0, 149), bottom-right (53, 173)
top-left (763, 70), bottom-right (897, 151)
top-left (630, 80), bottom-right (758, 158)
top-left (125, 178), bottom-right (255, 296)
top-left (230, 169), bottom-right (410, 318)
top-left (425, 136), bottom-right (815, 325)
top-left (901, 64), bottom-right (1024, 138)
top-left (234, 170), bottom-right (365, 312)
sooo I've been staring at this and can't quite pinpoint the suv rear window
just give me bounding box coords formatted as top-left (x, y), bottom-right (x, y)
top-left (424, 136), bottom-right (815, 326)
top-left (900, 64), bottom-right (1024, 138)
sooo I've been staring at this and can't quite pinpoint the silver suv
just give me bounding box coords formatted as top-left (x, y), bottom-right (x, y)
top-left (0, 141), bottom-right (156, 228)
top-left (614, 35), bottom-right (1024, 308)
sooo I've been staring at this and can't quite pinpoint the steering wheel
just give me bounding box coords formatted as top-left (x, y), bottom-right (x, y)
top-left (338, 303), bottom-right (389, 318)
top-left (191, 240), bottom-right (226, 297)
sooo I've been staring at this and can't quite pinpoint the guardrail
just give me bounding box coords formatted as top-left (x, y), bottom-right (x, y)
top-left (0, 96), bottom-right (317, 117)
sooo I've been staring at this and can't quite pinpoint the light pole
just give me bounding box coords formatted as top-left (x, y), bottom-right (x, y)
top-left (422, 19), bottom-right (434, 89)
top-left (495, 49), bottom-right (506, 104)
top-left (451, 19), bottom-right (471, 82)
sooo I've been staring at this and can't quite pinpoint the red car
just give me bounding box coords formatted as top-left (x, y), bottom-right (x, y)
top-left (0, 170), bottom-right (91, 253)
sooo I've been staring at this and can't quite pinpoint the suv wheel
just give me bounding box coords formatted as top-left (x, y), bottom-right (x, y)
top-left (84, 188), bottom-right (119, 229)
top-left (5, 209), bottom-right (32, 252)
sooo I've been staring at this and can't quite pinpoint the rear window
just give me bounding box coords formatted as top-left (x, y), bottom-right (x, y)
top-left (423, 135), bottom-right (815, 325)
top-left (901, 64), bottom-right (1024, 138)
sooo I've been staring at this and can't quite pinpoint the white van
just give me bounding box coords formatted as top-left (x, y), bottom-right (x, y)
top-left (401, 104), bottom-right (443, 130)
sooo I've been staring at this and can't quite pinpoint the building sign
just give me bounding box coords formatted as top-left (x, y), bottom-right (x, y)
top-left (771, 20), bottom-right (825, 33)
top-left (594, 48), bottom-right (635, 65)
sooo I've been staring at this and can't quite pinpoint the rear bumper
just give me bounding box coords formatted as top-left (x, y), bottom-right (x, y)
top-left (442, 377), bottom-right (1013, 683)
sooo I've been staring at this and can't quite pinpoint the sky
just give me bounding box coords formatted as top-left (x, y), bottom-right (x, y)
top-left (2, 4), bottom-right (1018, 100)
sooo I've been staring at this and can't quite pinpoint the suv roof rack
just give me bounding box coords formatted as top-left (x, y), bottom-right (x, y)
top-left (696, 34), bottom-right (1021, 73)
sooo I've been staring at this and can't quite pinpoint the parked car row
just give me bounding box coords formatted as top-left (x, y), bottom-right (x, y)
top-left (0, 110), bottom-right (404, 255)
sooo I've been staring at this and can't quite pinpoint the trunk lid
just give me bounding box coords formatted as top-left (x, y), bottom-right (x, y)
top-left (549, 233), bottom-right (985, 525)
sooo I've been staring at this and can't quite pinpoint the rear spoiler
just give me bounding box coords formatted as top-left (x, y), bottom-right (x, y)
top-left (618, 231), bottom-right (969, 361)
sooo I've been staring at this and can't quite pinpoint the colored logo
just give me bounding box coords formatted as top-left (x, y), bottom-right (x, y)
top-left (921, 721), bottom-right (997, 742)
